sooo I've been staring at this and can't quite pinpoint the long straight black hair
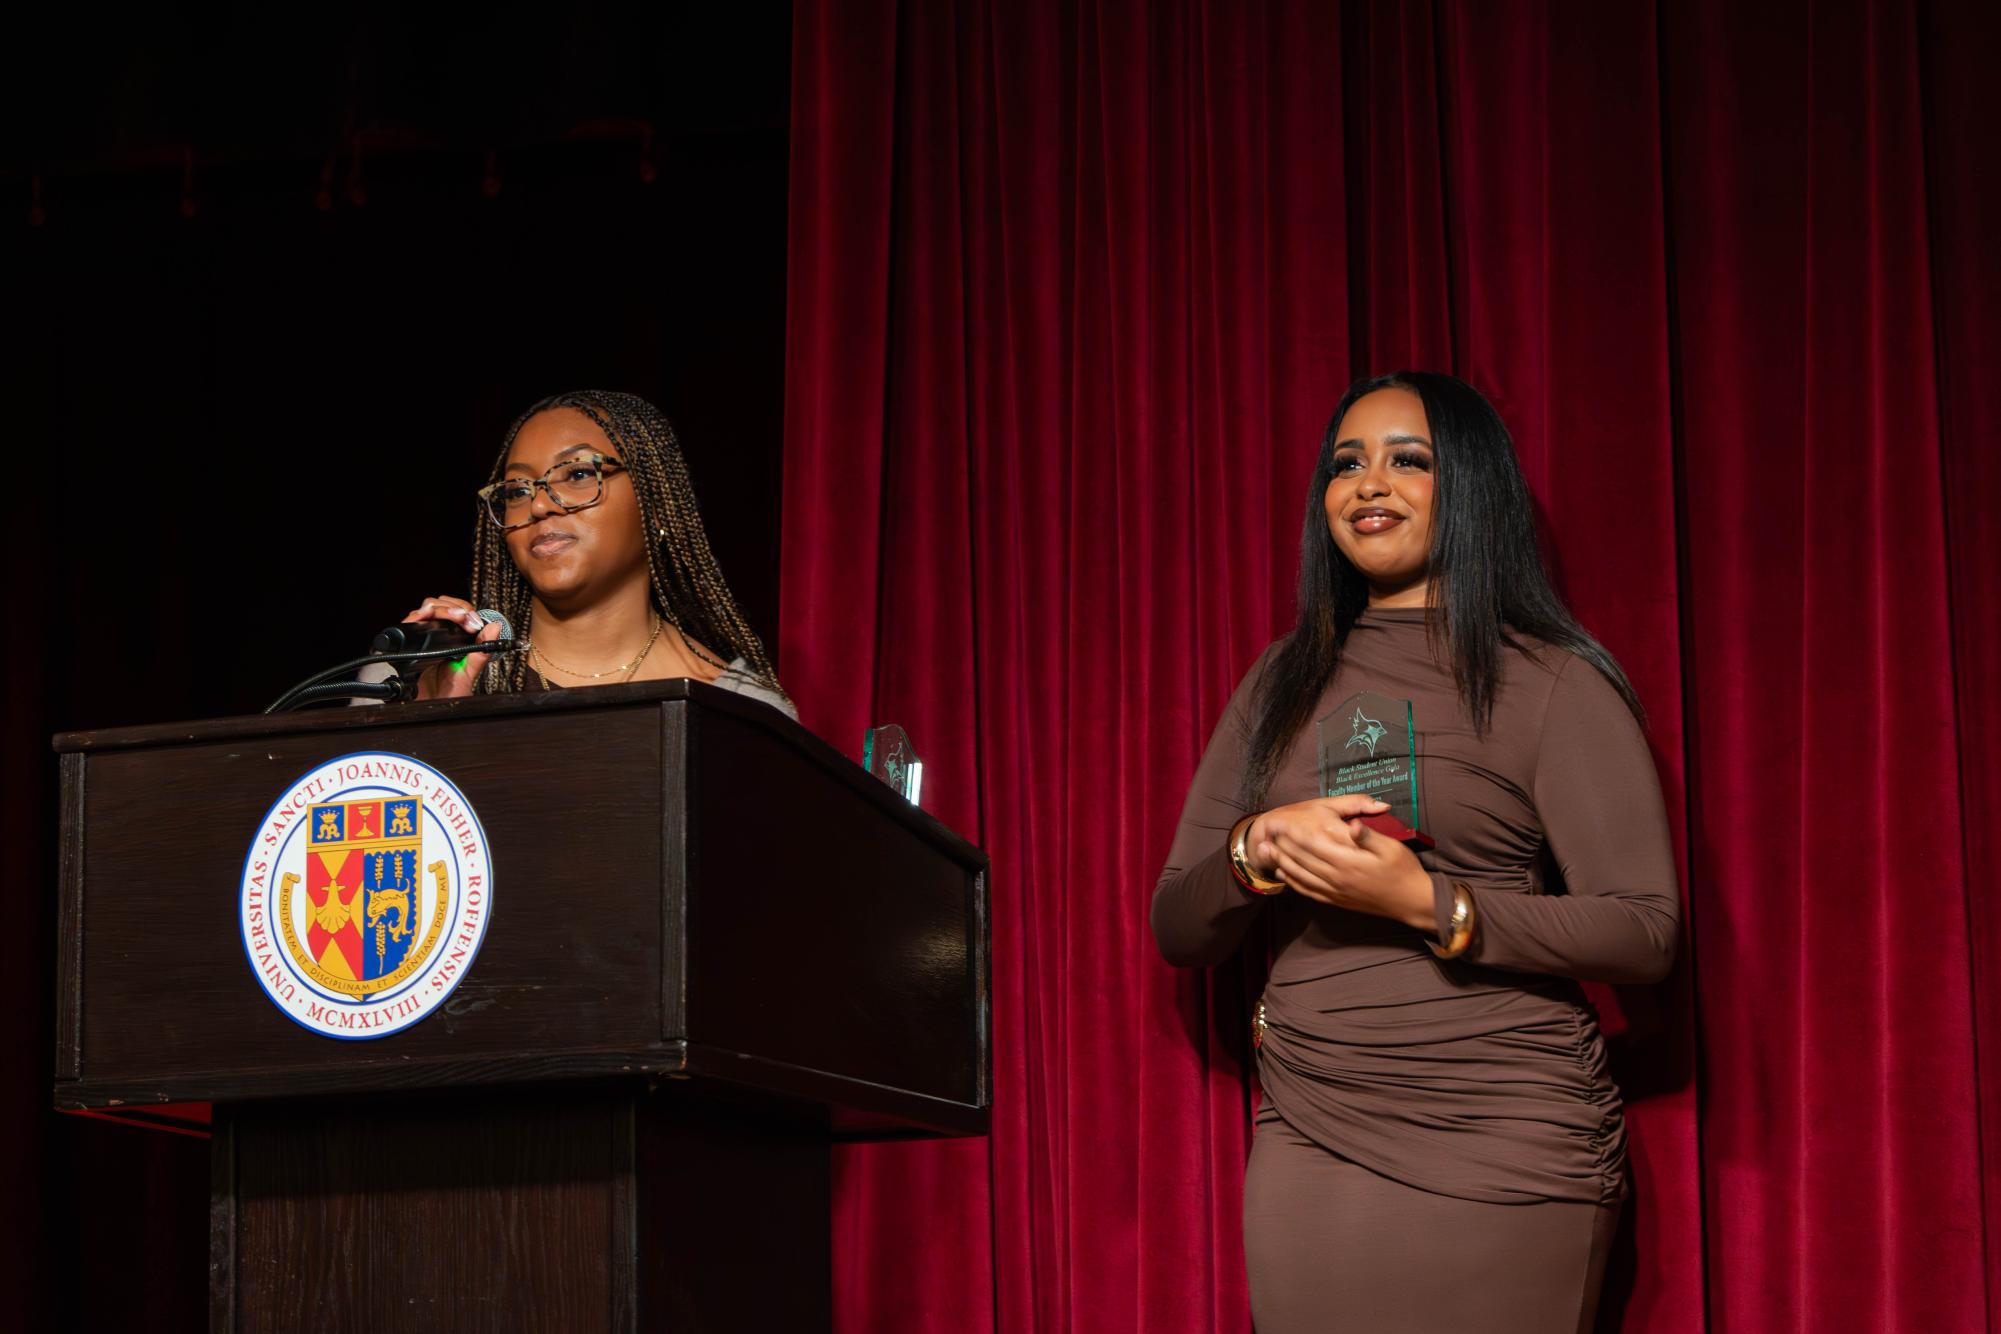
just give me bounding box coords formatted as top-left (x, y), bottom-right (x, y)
top-left (1242, 371), bottom-right (1643, 806)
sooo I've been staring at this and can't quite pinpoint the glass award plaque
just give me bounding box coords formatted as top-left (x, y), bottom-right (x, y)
top-left (1317, 692), bottom-right (1433, 850)
top-left (862, 723), bottom-right (925, 806)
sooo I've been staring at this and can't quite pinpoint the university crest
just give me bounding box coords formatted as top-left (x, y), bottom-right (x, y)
top-left (239, 752), bottom-right (493, 1039)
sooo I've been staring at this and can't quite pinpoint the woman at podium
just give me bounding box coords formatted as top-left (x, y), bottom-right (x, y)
top-left (1151, 372), bottom-right (1679, 1333)
top-left (399, 390), bottom-right (792, 716)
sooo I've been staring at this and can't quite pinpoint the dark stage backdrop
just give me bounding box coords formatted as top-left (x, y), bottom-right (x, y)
top-left (780, 1), bottom-right (2001, 1331)
top-left (1, 7), bottom-right (792, 1328)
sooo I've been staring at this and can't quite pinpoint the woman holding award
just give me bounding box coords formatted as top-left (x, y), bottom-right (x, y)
top-left (400, 390), bottom-right (792, 716)
top-left (1151, 372), bottom-right (1678, 1332)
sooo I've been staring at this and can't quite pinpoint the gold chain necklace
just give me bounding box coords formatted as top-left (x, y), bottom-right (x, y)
top-left (532, 613), bottom-right (664, 687)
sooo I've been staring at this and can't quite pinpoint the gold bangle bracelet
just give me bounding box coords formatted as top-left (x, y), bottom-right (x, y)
top-left (1227, 814), bottom-right (1287, 896)
top-left (1430, 881), bottom-right (1477, 958)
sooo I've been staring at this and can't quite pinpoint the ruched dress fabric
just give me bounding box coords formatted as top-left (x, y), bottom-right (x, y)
top-left (1151, 607), bottom-right (1678, 1334)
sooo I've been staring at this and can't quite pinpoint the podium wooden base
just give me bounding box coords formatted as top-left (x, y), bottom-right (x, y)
top-left (210, 1088), bottom-right (830, 1333)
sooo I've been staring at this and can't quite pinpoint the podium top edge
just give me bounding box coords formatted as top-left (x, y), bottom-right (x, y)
top-left (53, 676), bottom-right (710, 753)
top-left (52, 679), bottom-right (989, 869)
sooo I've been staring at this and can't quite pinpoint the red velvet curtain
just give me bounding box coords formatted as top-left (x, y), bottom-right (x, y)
top-left (780, 1), bottom-right (2001, 1329)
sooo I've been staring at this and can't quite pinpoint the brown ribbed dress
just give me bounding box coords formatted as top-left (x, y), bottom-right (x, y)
top-left (1151, 607), bottom-right (1679, 1334)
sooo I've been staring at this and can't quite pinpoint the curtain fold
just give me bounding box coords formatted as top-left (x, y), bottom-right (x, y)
top-left (1925, 0), bottom-right (2001, 1314)
top-left (1663, 0), bottom-right (1985, 1327)
top-left (781, 1), bottom-right (1999, 1328)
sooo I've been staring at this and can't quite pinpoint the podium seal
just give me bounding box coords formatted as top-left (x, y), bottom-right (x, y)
top-left (238, 751), bottom-right (493, 1039)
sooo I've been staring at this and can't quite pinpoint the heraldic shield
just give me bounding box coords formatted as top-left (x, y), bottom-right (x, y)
top-left (291, 796), bottom-right (434, 999)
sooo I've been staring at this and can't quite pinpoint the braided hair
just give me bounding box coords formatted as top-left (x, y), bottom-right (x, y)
top-left (469, 390), bottom-right (786, 701)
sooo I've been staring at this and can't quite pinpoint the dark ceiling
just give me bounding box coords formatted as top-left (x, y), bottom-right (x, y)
top-left (3, 4), bottom-right (792, 190)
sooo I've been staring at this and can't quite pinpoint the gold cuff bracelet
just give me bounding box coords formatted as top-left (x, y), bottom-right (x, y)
top-left (1430, 880), bottom-right (1477, 958)
top-left (1227, 814), bottom-right (1287, 896)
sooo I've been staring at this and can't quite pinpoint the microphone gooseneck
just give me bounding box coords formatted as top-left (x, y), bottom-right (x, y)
top-left (266, 611), bottom-right (528, 714)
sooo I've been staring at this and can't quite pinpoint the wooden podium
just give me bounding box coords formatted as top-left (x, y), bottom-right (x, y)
top-left (52, 681), bottom-right (990, 1332)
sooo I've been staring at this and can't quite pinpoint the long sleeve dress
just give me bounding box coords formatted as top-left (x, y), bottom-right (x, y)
top-left (1152, 605), bottom-right (1679, 1210)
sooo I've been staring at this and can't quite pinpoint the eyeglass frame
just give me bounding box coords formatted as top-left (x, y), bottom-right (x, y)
top-left (476, 452), bottom-right (629, 530)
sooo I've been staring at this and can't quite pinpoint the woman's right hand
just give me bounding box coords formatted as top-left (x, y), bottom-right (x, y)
top-left (401, 595), bottom-right (503, 700)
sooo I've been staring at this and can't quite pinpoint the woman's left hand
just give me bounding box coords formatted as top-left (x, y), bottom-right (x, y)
top-left (1253, 798), bottom-right (1436, 931)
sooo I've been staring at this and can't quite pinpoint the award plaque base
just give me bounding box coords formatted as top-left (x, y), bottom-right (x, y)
top-left (1357, 811), bottom-right (1435, 851)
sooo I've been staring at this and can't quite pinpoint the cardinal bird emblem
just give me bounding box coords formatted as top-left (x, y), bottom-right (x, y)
top-left (1346, 707), bottom-right (1388, 757)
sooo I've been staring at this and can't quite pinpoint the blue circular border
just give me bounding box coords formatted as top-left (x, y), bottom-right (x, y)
top-left (237, 750), bottom-right (493, 1040)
